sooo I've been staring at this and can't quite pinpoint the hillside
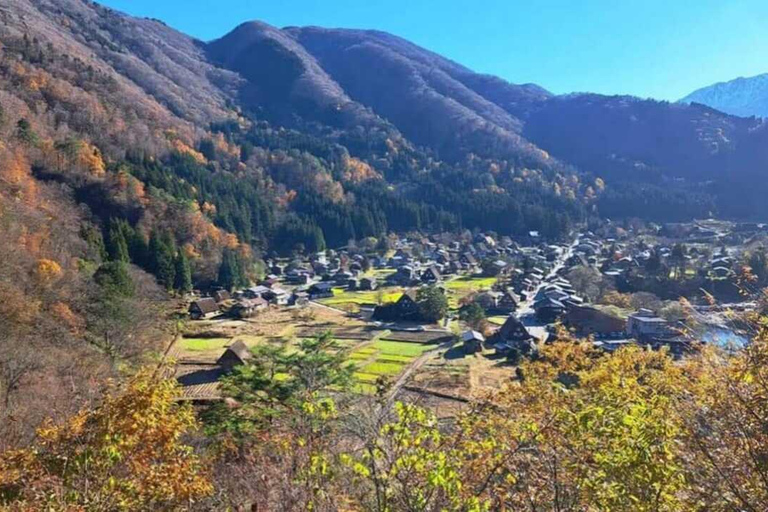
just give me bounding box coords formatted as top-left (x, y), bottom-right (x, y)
top-left (681, 73), bottom-right (768, 118)
top-left (5, 0), bottom-right (768, 437)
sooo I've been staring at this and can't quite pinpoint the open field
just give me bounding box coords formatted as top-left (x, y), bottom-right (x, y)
top-left (347, 339), bottom-right (439, 394)
top-left (382, 331), bottom-right (454, 344)
top-left (179, 337), bottom-right (231, 352)
top-left (487, 315), bottom-right (508, 326)
top-left (174, 304), bottom-right (367, 362)
top-left (443, 275), bottom-right (498, 308)
top-left (406, 344), bottom-right (516, 400)
top-left (444, 276), bottom-right (498, 291)
top-left (317, 287), bottom-right (403, 307)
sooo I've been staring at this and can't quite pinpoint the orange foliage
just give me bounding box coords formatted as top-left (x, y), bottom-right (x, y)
top-left (342, 156), bottom-right (381, 183)
top-left (77, 142), bottom-right (106, 176)
top-left (51, 301), bottom-right (85, 335)
top-left (0, 146), bottom-right (38, 203)
top-left (171, 139), bottom-right (206, 164)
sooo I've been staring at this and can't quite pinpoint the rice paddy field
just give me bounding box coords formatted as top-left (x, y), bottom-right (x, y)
top-left (348, 339), bottom-right (437, 394)
top-left (443, 276), bottom-right (498, 309)
top-left (317, 287), bottom-right (403, 307)
top-left (178, 337), bottom-right (232, 352)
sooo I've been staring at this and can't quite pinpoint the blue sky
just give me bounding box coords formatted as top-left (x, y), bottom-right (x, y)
top-left (98, 0), bottom-right (768, 100)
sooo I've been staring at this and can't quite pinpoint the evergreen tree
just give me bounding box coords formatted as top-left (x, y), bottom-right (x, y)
top-left (94, 261), bottom-right (135, 297)
top-left (148, 230), bottom-right (175, 289)
top-left (218, 249), bottom-right (242, 291)
top-left (106, 221), bottom-right (130, 263)
top-left (174, 250), bottom-right (193, 293)
top-left (15, 118), bottom-right (38, 145)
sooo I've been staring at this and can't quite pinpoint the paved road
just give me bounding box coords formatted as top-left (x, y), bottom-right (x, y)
top-left (517, 236), bottom-right (580, 340)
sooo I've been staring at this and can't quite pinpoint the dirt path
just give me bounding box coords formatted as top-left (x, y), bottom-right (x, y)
top-left (385, 339), bottom-right (455, 405)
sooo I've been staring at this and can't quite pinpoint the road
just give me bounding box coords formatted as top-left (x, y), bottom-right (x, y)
top-left (517, 236), bottom-right (580, 340)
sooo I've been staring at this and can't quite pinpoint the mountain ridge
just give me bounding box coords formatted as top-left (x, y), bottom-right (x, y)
top-left (680, 73), bottom-right (768, 118)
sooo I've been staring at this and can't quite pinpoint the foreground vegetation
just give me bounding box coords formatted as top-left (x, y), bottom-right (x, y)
top-left (3, 324), bottom-right (768, 511)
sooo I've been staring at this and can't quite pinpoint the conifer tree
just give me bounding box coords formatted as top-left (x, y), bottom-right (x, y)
top-left (106, 220), bottom-right (130, 263)
top-left (174, 250), bottom-right (193, 293)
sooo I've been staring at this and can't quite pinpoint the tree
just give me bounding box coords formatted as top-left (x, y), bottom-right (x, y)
top-left (459, 301), bottom-right (486, 330)
top-left (671, 243), bottom-right (687, 279)
top-left (417, 286), bottom-right (449, 323)
top-left (645, 249), bottom-right (663, 276)
top-left (174, 250), bottom-right (193, 293)
top-left (0, 371), bottom-right (213, 509)
top-left (148, 230), bottom-right (175, 289)
top-left (15, 118), bottom-right (38, 146)
top-left (106, 220), bottom-right (130, 263)
top-left (208, 332), bottom-right (352, 436)
top-left (217, 248), bottom-right (244, 291)
top-left (94, 261), bottom-right (135, 297)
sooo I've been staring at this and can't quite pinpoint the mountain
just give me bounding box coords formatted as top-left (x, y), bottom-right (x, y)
top-left (680, 74), bottom-right (768, 118)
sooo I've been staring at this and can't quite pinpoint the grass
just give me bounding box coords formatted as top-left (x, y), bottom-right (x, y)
top-left (376, 354), bottom-right (415, 363)
top-left (361, 361), bottom-right (406, 376)
top-left (487, 315), bottom-right (508, 326)
top-left (352, 382), bottom-right (378, 394)
top-left (179, 337), bottom-right (231, 351)
top-left (443, 276), bottom-right (498, 309)
top-left (347, 339), bottom-right (437, 393)
top-left (318, 287), bottom-right (403, 306)
top-left (353, 372), bottom-right (380, 383)
top-left (373, 340), bottom-right (436, 357)
top-left (444, 276), bottom-right (498, 291)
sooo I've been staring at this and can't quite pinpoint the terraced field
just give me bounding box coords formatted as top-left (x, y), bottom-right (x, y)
top-left (348, 340), bottom-right (437, 394)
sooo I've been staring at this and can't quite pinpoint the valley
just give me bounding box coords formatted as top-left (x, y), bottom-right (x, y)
top-left (2, 1), bottom-right (768, 510)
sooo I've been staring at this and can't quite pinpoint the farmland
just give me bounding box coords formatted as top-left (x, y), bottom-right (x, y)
top-left (317, 287), bottom-right (403, 308)
top-left (348, 339), bottom-right (438, 394)
top-left (443, 275), bottom-right (498, 308)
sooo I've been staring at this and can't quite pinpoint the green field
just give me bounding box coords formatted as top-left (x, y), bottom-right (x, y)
top-left (353, 372), bottom-right (380, 383)
top-left (360, 361), bottom-right (406, 376)
top-left (347, 339), bottom-right (437, 393)
top-left (318, 287), bottom-right (403, 307)
top-left (444, 276), bottom-right (497, 291)
top-left (179, 337), bottom-right (231, 351)
top-left (443, 276), bottom-right (498, 309)
top-left (487, 315), bottom-right (508, 326)
top-left (371, 340), bottom-right (436, 357)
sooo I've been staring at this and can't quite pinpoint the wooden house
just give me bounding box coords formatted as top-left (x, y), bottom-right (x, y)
top-left (189, 298), bottom-right (219, 320)
top-left (217, 340), bottom-right (251, 371)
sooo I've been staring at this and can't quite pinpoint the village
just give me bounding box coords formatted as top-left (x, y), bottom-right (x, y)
top-left (171, 218), bottom-right (765, 408)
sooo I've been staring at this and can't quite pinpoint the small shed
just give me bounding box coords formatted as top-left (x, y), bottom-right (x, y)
top-left (462, 330), bottom-right (485, 354)
top-left (217, 340), bottom-right (252, 371)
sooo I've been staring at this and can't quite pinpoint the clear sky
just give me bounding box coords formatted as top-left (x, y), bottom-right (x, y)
top-left (97, 0), bottom-right (768, 101)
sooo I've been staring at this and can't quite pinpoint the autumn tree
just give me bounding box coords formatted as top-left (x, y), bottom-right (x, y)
top-left (0, 370), bottom-right (213, 510)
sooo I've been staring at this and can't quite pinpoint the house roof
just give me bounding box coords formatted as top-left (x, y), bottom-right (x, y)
top-left (462, 330), bottom-right (485, 342)
top-left (190, 298), bottom-right (218, 314)
top-left (217, 340), bottom-right (251, 365)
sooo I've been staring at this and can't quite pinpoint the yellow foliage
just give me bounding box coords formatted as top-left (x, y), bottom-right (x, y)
top-left (77, 142), bottom-right (106, 176)
top-left (34, 258), bottom-right (62, 284)
top-left (0, 370), bottom-right (213, 509)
